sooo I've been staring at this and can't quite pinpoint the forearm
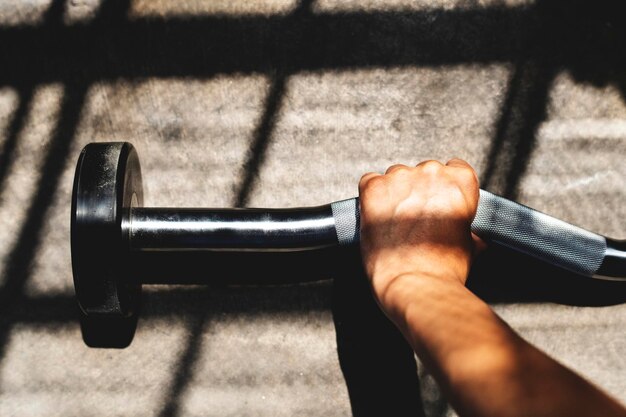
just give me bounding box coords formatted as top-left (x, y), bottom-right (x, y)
top-left (379, 273), bottom-right (626, 417)
top-left (358, 161), bottom-right (625, 416)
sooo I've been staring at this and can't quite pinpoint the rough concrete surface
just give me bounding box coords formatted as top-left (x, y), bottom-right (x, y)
top-left (0, 0), bottom-right (625, 416)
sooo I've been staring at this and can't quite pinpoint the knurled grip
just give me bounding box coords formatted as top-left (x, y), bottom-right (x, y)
top-left (471, 190), bottom-right (606, 277)
top-left (331, 198), bottom-right (360, 246)
top-left (331, 190), bottom-right (607, 277)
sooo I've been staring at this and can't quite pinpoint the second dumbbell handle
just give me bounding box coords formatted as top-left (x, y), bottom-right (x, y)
top-left (128, 190), bottom-right (625, 280)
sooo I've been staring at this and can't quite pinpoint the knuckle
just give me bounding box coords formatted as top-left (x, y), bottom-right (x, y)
top-left (359, 173), bottom-right (381, 194)
top-left (363, 176), bottom-right (387, 197)
top-left (419, 160), bottom-right (443, 174)
top-left (359, 173), bottom-right (370, 186)
top-left (359, 172), bottom-right (376, 188)
top-left (367, 175), bottom-right (387, 189)
top-left (459, 166), bottom-right (479, 188)
top-left (385, 164), bottom-right (409, 175)
top-left (447, 157), bottom-right (467, 165)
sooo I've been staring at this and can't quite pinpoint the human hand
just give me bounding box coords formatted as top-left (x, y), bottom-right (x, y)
top-left (359, 159), bottom-right (484, 310)
top-left (359, 160), bottom-right (626, 417)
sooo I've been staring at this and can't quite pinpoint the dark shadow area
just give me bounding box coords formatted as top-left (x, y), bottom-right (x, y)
top-left (134, 245), bottom-right (623, 307)
top-left (468, 245), bottom-right (626, 306)
top-left (79, 314), bottom-right (139, 349)
top-left (136, 248), bottom-right (338, 286)
top-left (542, 0), bottom-right (626, 90)
top-left (333, 246), bottom-right (426, 417)
top-left (0, 7), bottom-right (528, 84)
top-left (8, 283), bottom-right (334, 326)
top-left (0, 86), bottom-right (34, 197)
top-left (0, 1), bottom-right (624, 86)
top-left (2, 243), bottom-right (618, 325)
top-left (1, 0), bottom-right (625, 415)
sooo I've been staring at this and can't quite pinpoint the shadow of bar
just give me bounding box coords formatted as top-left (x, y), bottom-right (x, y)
top-left (9, 281), bottom-right (334, 326)
top-left (5, 246), bottom-right (625, 327)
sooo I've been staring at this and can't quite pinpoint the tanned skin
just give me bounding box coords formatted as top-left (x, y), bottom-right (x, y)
top-left (358, 159), bottom-right (626, 417)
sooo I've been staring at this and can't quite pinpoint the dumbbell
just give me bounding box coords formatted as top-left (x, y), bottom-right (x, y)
top-left (71, 142), bottom-right (625, 345)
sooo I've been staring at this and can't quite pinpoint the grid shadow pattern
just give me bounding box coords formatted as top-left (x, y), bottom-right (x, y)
top-left (1, 0), bottom-right (625, 416)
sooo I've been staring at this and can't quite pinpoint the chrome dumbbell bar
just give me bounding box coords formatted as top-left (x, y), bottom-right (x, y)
top-left (72, 142), bottom-right (626, 323)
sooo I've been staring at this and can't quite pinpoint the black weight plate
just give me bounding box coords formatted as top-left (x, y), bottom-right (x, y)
top-left (71, 142), bottom-right (143, 319)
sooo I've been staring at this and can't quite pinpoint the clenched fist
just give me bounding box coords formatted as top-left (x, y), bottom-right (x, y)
top-left (359, 159), bottom-right (483, 314)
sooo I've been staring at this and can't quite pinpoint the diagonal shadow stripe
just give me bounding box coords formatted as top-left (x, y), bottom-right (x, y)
top-left (0, 82), bottom-right (87, 371)
top-left (234, 74), bottom-right (288, 207)
top-left (0, 86), bottom-right (34, 199)
top-left (480, 60), bottom-right (556, 199)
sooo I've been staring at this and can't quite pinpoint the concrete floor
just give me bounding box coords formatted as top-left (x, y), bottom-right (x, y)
top-left (0, 0), bottom-right (625, 416)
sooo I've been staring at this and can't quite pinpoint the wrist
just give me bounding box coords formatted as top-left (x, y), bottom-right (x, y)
top-left (364, 244), bottom-right (472, 291)
top-left (368, 254), bottom-right (470, 306)
top-left (370, 271), bottom-right (464, 327)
